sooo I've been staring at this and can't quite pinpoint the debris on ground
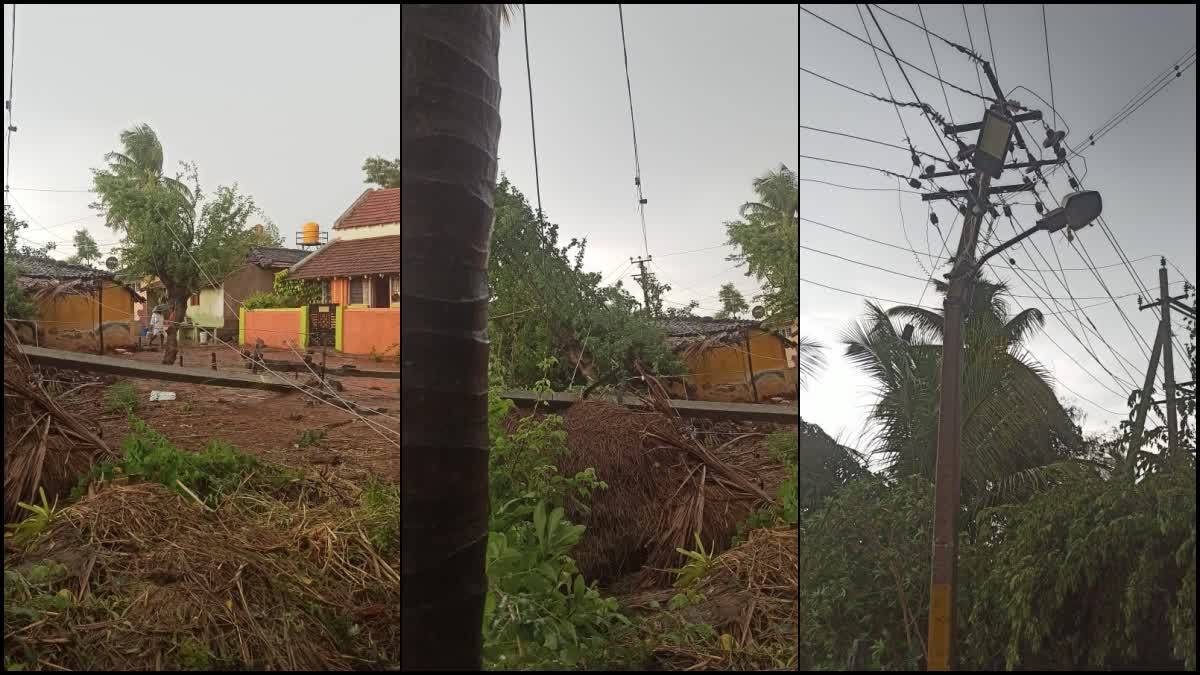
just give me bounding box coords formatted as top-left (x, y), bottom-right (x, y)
top-left (3, 322), bottom-right (112, 523)
top-left (149, 390), bottom-right (177, 401)
top-left (4, 477), bottom-right (399, 671)
top-left (620, 526), bottom-right (798, 671)
top-left (556, 367), bottom-right (792, 588)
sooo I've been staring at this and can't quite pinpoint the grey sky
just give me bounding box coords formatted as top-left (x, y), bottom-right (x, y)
top-left (800, 4), bottom-right (1196, 447)
top-left (3, 3), bottom-right (399, 257)
top-left (496, 4), bottom-right (798, 313)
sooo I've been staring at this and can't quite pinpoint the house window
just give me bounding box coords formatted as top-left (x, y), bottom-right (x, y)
top-left (390, 275), bottom-right (400, 305)
top-left (320, 279), bottom-right (332, 304)
top-left (349, 278), bottom-right (364, 305)
top-left (190, 294), bottom-right (200, 306)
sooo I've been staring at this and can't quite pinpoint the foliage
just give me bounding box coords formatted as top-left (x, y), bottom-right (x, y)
top-left (666, 532), bottom-right (716, 589)
top-left (244, 221), bottom-right (284, 248)
top-left (105, 381), bottom-right (139, 415)
top-left (734, 431), bottom-right (800, 545)
top-left (797, 335), bottom-right (826, 390)
top-left (483, 358), bottom-right (641, 670)
top-left (841, 273), bottom-right (1094, 527)
top-left (67, 228), bottom-right (103, 266)
top-left (272, 269), bottom-right (320, 305)
top-left (360, 478), bottom-right (400, 556)
top-left (295, 428), bottom-right (327, 448)
top-left (663, 300), bottom-right (700, 319)
top-left (76, 418), bottom-right (260, 509)
top-left (724, 164), bottom-right (797, 328)
top-left (714, 282), bottom-right (749, 320)
top-left (362, 156), bottom-right (400, 189)
top-left (90, 123), bottom-right (267, 362)
top-left (488, 176), bottom-right (683, 389)
top-left (798, 419), bottom-right (868, 517)
top-left (3, 488), bottom-right (62, 549)
top-left (3, 205), bottom-right (49, 320)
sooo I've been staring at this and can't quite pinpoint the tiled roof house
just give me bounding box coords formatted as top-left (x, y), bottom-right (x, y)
top-left (290, 187), bottom-right (400, 308)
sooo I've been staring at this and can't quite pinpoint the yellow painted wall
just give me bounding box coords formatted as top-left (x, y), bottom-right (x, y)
top-left (36, 281), bottom-right (138, 347)
top-left (667, 329), bottom-right (798, 402)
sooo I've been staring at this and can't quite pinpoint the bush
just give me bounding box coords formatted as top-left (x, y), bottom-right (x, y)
top-left (75, 418), bottom-right (260, 509)
top-left (482, 358), bottom-right (639, 670)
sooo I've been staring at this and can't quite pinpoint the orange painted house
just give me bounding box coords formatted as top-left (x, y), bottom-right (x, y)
top-left (289, 187), bottom-right (399, 355)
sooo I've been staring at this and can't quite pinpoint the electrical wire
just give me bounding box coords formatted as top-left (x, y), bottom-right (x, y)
top-left (799, 153), bottom-right (910, 180)
top-left (1041, 5), bottom-right (1058, 131)
top-left (617, 4), bottom-right (650, 257)
top-left (522, 5), bottom-right (544, 227)
top-left (800, 177), bottom-right (922, 193)
top-left (917, 4), bottom-right (956, 126)
top-left (856, 4), bottom-right (914, 148)
top-left (4, 5), bottom-right (14, 192)
top-left (800, 5), bottom-right (997, 105)
top-left (799, 215), bottom-right (1165, 273)
top-left (982, 4), bottom-right (998, 79)
top-left (961, 4), bottom-right (986, 97)
top-left (800, 124), bottom-right (944, 159)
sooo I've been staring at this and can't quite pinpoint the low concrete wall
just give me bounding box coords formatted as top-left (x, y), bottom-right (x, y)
top-left (342, 307), bottom-right (399, 356)
top-left (241, 308), bottom-right (304, 349)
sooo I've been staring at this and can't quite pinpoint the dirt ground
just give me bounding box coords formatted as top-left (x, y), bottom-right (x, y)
top-left (70, 343), bottom-right (399, 483)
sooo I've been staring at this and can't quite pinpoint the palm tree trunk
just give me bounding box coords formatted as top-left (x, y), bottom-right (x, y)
top-left (402, 4), bottom-right (502, 671)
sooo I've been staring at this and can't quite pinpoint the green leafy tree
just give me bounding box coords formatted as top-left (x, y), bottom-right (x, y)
top-left (362, 156), bottom-right (400, 189)
top-left (4, 205), bottom-right (55, 320)
top-left (244, 220), bottom-right (284, 248)
top-left (714, 282), bottom-right (748, 319)
top-left (67, 228), bottom-right (102, 266)
top-left (663, 300), bottom-right (700, 319)
top-left (724, 164), bottom-right (797, 328)
top-left (91, 123), bottom-right (264, 365)
top-left (488, 175), bottom-right (682, 388)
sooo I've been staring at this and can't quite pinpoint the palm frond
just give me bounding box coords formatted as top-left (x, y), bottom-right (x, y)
top-left (887, 305), bottom-right (945, 341)
top-left (798, 335), bottom-right (827, 389)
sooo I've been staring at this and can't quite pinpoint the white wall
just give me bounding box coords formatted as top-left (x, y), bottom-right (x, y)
top-left (333, 222), bottom-right (400, 241)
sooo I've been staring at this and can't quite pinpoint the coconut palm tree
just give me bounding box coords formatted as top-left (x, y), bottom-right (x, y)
top-left (102, 123), bottom-right (194, 205)
top-left (402, 4), bottom-right (503, 671)
top-left (798, 335), bottom-right (826, 390)
top-left (840, 273), bottom-right (1090, 517)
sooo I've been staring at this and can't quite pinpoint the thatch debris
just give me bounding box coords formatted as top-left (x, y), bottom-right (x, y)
top-left (556, 366), bottom-right (790, 588)
top-left (4, 479), bottom-right (399, 670)
top-left (3, 321), bottom-right (112, 523)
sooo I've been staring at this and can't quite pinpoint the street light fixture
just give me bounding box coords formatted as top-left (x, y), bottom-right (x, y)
top-left (975, 190), bottom-right (1103, 269)
top-left (972, 107), bottom-right (1014, 178)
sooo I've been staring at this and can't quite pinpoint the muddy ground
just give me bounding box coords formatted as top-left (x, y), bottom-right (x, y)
top-left (71, 343), bottom-right (399, 483)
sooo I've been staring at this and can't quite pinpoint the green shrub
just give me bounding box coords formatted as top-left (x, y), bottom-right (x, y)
top-left (76, 418), bottom-right (259, 508)
top-left (360, 478), bottom-right (399, 556)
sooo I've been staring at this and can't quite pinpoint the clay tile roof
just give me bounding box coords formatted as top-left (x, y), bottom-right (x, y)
top-left (288, 235), bottom-right (399, 280)
top-left (655, 316), bottom-right (763, 337)
top-left (333, 188), bottom-right (400, 230)
top-left (246, 247), bottom-right (310, 269)
top-left (10, 254), bottom-right (112, 280)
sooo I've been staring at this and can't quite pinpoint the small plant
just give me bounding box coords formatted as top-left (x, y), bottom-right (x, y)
top-left (295, 428), bottom-right (327, 448)
top-left (105, 381), bottom-right (138, 415)
top-left (179, 403), bottom-right (193, 413)
top-left (667, 531), bottom-right (716, 589)
top-left (360, 478), bottom-right (399, 555)
top-left (176, 637), bottom-right (212, 671)
top-left (4, 488), bottom-right (62, 548)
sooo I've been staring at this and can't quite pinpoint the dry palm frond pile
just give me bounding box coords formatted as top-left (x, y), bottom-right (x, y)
top-left (557, 368), bottom-right (791, 588)
top-left (622, 525), bottom-right (798, 671)
top-left (4, 478), bottom-right (400, 671)
top-left (3, 321), bottom-right (112, 523)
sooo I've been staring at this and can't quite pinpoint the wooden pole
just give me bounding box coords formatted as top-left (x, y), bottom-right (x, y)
top-left (1126, 328), bottom-right (1164, 478)
top-left (98, 281), bottom-right (104, 355)
top-left (744, 330), bottom-right (759, 403)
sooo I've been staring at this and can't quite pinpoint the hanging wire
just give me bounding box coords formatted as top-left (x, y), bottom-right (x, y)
top-left (618, 5), bottom-right (650, 257)
top-left (522, 5), bottom-right (545, 226)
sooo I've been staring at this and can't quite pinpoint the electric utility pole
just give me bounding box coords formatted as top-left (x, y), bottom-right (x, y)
top-left (1131, 258), bottom-right (1193, 466)
top-left (630, 254), bottom-right (654, 314)
top-left (919, 58), bottom-right (1102, 671)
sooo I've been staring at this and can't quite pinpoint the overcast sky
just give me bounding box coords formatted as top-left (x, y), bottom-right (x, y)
top-left (496, 4), bottom-right (798, 314)
top-left (3, 3), bottom-right (399, 258)
top-left (800, 4), bottom-right (1197, 451)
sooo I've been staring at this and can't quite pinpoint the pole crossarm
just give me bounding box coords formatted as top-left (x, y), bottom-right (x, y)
top-left (921, 183), bottom-right (1032, 201)
top-left (943, 110), bottom-right (1043, 134)
top-left (925, 158), bottom-right (1060, 179)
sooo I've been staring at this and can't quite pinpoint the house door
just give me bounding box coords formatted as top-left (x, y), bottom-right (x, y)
top-left (309, 303), bottom-right (337, 346)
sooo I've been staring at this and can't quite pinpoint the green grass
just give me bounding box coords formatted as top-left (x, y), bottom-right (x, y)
top-left (105, 381), bottom-right (139, 415)
top-left (360, 478), bottom-right (399, 555)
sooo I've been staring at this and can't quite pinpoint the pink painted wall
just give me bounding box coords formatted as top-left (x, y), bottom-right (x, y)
top-left (342, 307), bottom-right (400, 355)
top-left (243, 309), bottom-right (303, 349)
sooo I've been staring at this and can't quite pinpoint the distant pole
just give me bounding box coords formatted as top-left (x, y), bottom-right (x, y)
top-left (1159, 259), bottom-right (1179, 456)
top-left (744, 330), bottom-right (759, 402)
top-left (630, 255), bottom-right (654, 313)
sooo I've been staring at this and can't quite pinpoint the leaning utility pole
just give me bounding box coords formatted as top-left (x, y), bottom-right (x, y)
top-left (1131, 258), bottom-right (1192, 466)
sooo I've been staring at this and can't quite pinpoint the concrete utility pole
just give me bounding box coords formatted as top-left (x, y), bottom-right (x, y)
top-left (1132, 258), bottom-right (1190, 465)
top-left (630, 254), bottom-right (654, 313)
